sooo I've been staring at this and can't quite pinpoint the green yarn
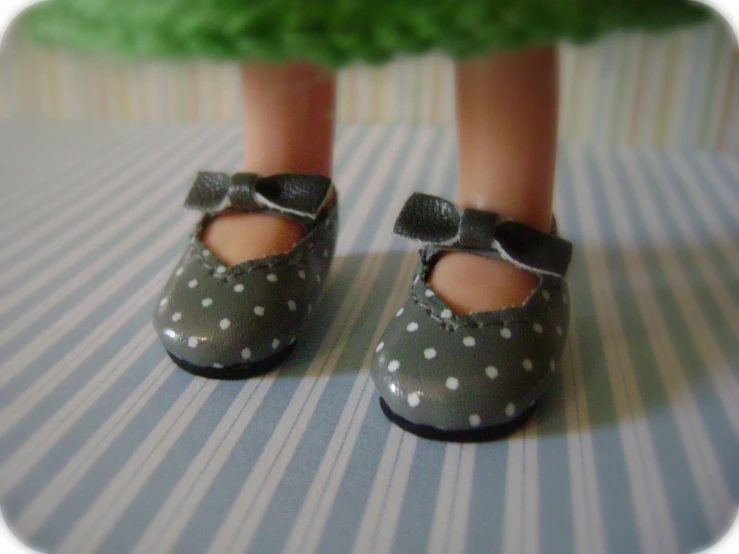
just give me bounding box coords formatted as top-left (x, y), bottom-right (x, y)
top-left (20, 0), bottom-right (711, 67)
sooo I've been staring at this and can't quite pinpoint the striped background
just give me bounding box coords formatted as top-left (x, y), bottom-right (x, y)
top-left (1, 18), bottom-right (738, 150)
top-left (0, 119), bottom-right (737, 554)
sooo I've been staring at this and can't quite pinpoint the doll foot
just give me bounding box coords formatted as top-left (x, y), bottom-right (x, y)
top-left (201, 211), bottom-right (305, 265)
top-left (427, 252), bottom-right (538, 314)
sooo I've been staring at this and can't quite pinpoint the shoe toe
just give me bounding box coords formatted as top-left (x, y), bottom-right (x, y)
top-left (371, 281), bottom-right (567, 432)
top-left (153, 243), bottom-right (313, 369)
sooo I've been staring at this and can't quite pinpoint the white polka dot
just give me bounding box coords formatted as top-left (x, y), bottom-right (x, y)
top-left (175, 267), bottom-right (184, 276)
top-left (203, 250), bottom-right (211, 258)
top-left (171, 312), bottom-right (182, 322)
top-left (542, 290), bottom-right (551, 300)
top-left (254, 306), bottom-right (265, 316)
top-left (556, 325), bottom-right (563, 336)
top-left (523, 359), bottom-right (533, 371)
top-left (485, 365), bottom-right (499, 379)
top-left (288, 300), bottom-right (297, 311)
top-left (163, 328), bottom-right (176, 339)
top-left (241, 347), bottom-right (251, 359)
top-left (550, 359), bottom-right (556, 372)
top-left (201, 298), bottom-right (213, 307)
top-left (406, 322), bottom-right (419, 332)
top-left (267, 273), bottom-right (278, 283)
top-left (424, 348), bottom-right (437, 360)
top-left (213, 363), bottom-right (223, 369)
top-left (376, 341), bottom-right (384, 353)
top-left (563, 293), bottom-right (569, 305)
top-left (463, 336), bottom-right (476, 347)
top-left (500, 327), bottom-right (512, 339)
top-left (219, 318), bottom-right (230, 330)
top-left (425, 289), bottom-right (435, 298)
top-left (316, 274), bottom-right (322, 284)
top-left (159, 297), bottom-right (168, 307)
top-left (407, 393), bottom-right (420, 407)
top-left (469, 414), bottom-right (482, 427)
top-left (234, 284), bottom-right (245, 292)
top-left (505, 403), bottom-right (516, 417)
top-left (272, 338), bottom-right (280, 350)
top-left (533, 323), bottom-right (544, 334)
top-left (216, 265), bottom-right (227, 274)
top-left (388, 360), bottom-right (400, 372)
top-left (396, 308), bottom-right (404, 317)
top-left (440, 309), bottom-right (452, 319)
top-left (188, 337), bottom-right (198, 348)
top-left (298, 270), bottom-right (307, 280)
top-left (188, 279), bottom-right (198, 288)
top-left (445, 377), bottom-right (459, 390)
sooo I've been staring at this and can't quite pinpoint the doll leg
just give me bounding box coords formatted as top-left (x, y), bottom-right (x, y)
top-left (202, 62), bottom-right (336, 265)
top-left (429, 45), bottom-right (558, 314)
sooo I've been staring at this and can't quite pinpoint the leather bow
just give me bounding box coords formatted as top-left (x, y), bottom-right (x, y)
top-left (184, 172), bottom-right (332, 221)
top-left (394, 193), bottom-right (572, 277)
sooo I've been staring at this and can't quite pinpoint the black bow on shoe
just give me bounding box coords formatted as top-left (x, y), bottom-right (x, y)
top-left (184, 172), bottom-right (333, 221)
top-left (394, 193), bottom-right (572, 277)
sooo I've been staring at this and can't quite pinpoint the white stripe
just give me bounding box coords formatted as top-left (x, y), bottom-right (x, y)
top-left (350, 426), bottom-right (406, 554)
top-left (426, 445), bottom-right (461, 554)
top-left (569, 147), bottom-right (679, 554)
top-left (521, 420), bottom-right (540, 554)
top-left (445, 445), bottom-right (476, 554)
top-left (359, 433), bottom-right (418, 554)
top-left (563, 327), bottom-right (608, 554)
top-left (501, 431), bottom-right (526, 554)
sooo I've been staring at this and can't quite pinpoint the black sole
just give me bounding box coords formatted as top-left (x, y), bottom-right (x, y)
top-left (168, 343), bottom-right (296, 380)
top-left (379, 397), bottom-right (536, 443)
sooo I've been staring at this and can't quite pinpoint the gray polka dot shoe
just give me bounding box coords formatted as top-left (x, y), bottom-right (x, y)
top-left (153, 172), bottom-right (338, 379)
top-left (370, 193), bottom-right (573, 442)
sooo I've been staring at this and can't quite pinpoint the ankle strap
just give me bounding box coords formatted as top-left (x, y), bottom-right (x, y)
top-left (184, 172), bottom-right (334, 223)
top-left (394, 193), bottom-right (572, 277)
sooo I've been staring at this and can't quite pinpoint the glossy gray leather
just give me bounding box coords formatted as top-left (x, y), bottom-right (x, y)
top-left (371, 193), bottom-right (572, 432)
top-left (153, 173), bottom-right (337, 370)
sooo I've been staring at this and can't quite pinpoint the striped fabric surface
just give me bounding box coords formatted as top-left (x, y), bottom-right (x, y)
top-left (1, 19), bottom-right (738, 150)
top-left (0, 119), bottom-right (738, 554)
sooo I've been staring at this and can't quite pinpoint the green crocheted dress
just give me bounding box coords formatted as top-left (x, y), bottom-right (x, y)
top-left (21, 0), bottom-right (710, 67)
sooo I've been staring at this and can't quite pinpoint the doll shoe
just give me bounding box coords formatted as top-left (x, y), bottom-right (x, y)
top-left (370, 193), bottom-right (573, 442)
top-left (153, 172), bottom-right (338, 379)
